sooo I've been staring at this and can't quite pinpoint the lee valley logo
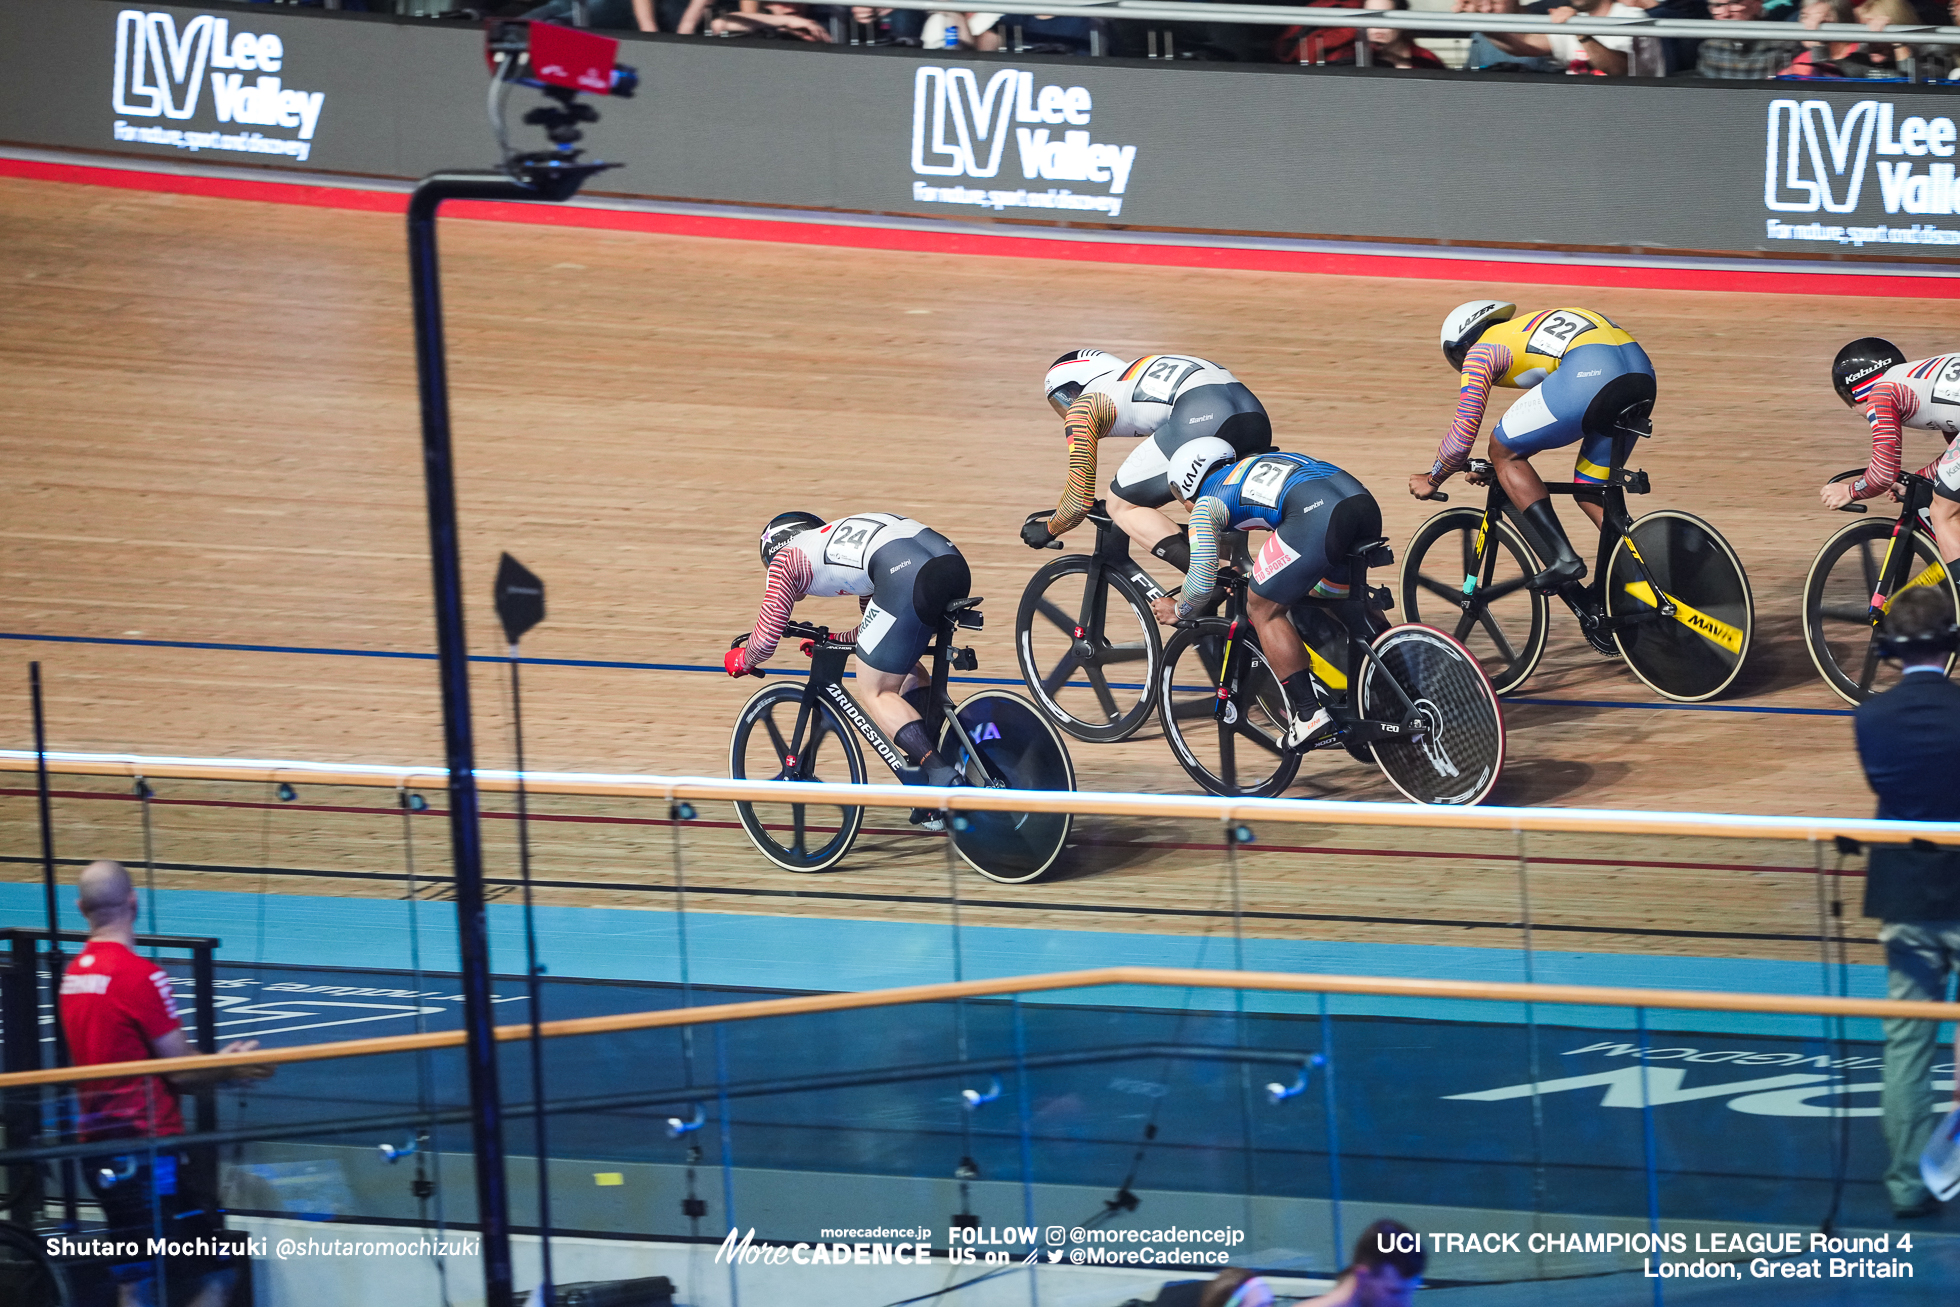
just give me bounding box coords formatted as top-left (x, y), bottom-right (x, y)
top-left (910, 67), bottom-right (1137, 219)
top-left (1763, 98), bottom-right (1960, 249)
top-left (112, 11), bottom-right (326, 162)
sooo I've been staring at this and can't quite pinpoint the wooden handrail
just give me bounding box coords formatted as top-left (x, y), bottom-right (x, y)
top-left (3, 749), bottom-right (1955, 843)
top-left (2, 965), bottom-right (1952, 1091)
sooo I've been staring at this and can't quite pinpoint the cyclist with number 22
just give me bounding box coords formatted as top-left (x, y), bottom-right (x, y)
top-left (730, 512), bottom-right (973, 805)
top-left (1822, 338), bottom-right (1960, 576)
top-left (1147, 436), bottom-right (1385, 752)
top-left (1022, 350), bottom-right (1277, 572)
top-left (1409, 302), bottom-right (1657, 653)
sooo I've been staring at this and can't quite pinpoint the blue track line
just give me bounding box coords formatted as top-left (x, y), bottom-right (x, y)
top-left (0, 631), bottom-right (1855, 714)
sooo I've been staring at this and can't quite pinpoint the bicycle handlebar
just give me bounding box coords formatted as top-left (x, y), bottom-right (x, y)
top-left (730, 621), bottom-right (848, 651)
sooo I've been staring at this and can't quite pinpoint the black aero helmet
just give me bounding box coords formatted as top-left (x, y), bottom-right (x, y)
top-left (759, 512), bottom-right (824, 567)
top-left (1832, 337), bottom-right (1906, 407)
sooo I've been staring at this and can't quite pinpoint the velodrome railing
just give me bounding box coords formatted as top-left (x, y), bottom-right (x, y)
top-left (1, 747), bottom-right (1951, 982)
top-left (0, 965), bottom-right (1951, 1301)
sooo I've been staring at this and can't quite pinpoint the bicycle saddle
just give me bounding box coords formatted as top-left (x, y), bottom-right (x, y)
top-left (1349, 537), bottom-right (1395, 570)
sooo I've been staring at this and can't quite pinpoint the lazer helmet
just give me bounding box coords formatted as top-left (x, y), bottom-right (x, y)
top-left (1832, 337), bottom-right (1907, 407)
top-left (759, 512), bottom-right (824, 567)
top-left (1043, 349), bottom-right (1123, 417)
top-left (1441, 300), bottom-right (1517, 371)
top-left (1168, 437), bottom-right (1237, 504)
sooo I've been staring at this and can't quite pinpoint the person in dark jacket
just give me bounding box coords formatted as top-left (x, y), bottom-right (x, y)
top-left (1853, 584), bottom-right (1960, 1217)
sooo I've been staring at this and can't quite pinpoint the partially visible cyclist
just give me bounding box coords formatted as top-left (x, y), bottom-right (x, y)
top-left (1147, 437), bottom-right (1384, 752)
top-left (1821, 338), bottom-right (1960, 575)
top-left (1407, 302), bottom-right (1657, 637)
top-left (730, 512), bottom-right (972, 821)
top-left (1021, 350), bottom-right (1276, 572)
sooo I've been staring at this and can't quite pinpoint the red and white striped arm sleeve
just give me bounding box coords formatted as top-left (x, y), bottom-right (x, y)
top-left (1854, 383), bottom-right (1913, 499)
top-left (1432, 343), bottom-right (1512, 480)
top-left (743, 551), bottom-right (813, 670)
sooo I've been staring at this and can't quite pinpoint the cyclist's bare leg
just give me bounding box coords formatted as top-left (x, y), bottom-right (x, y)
top-left (1491, 438), bottom-right (1587, 590)
top-left (859, 666), bottom-right (924, 740)
top-left (1930, 497), bottom-right (1960, 569)
top-left (1248, 594), bottom-right (1307, 683)
top-left (1106, 491), bottom-right (1181, 559)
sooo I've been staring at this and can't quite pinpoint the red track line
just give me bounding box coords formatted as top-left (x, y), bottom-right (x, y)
top-left (0, 787), bottom-right (1835, 876)
top-left (4, 155), bottom-right (1955, 299)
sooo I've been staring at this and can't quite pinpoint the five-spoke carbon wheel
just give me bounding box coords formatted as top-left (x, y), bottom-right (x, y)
top-left (1605, 510), bottom-right (1754, 703)
top-left (729, 681), bottom-right (867, 872)
top-left (1157, 618), bottom-right (1301, 798)
top-left (1016, 557), bottom-right (1163, 742)
top-left (1399, 507), bottom-right (1549, 696)
top-left (1803, 518), bottom-right (1958, 704)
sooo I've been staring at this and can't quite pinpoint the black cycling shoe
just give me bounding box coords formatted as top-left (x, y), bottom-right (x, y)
top-left (909, 768), bottom-right (967, 832)
top-left (1529, 556), bottom-right (1586, 593)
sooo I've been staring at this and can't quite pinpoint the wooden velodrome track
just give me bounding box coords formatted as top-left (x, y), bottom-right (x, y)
top-left (3, 171), bottom-right (1952, 971)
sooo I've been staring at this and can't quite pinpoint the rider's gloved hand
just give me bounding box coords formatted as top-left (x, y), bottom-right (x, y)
top-left (799, 640), bottom-right (817, 658)
top-left (724, 648), bottom-right (761, 678)
top-left (1020, 518), bottom-right (1053, 550)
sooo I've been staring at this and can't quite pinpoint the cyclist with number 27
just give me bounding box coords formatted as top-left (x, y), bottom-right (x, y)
top-left (1148, 437), bottom-right (1385, 752)
top-left (1409, 302), bottom-right (1657, 652)
top-left (1821, 338), bottom-right (1960, 574)
top-left (731, 511), bottom-right (973, 808)
top-left (1022, 350), bottom-right (1277, 572)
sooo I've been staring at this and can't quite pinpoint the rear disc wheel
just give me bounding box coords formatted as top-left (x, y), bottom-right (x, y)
top-left (1605, 510), bottom-right (1753, 703)
top-left (1361, 624), bottom-right (1505, 806)
top-left (939, 690), bottom-right (1075, 884)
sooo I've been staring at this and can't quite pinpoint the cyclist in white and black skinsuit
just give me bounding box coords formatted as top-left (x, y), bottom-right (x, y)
top-left (1019, 351), bottom-right (1276, 572)
top-left (729, 512), bottom-right (972, 822)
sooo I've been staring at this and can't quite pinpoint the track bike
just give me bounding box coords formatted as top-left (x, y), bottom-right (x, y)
top-left (1014, 502), bottom-right (1172, 742)
top-left (728, 597), bottom-right (1076, 884)
top-left (1399, 427), bottom-right (1754, 702)
top-left (1802, 468), bottom-right (1960, 703)
top-left (1156, 536), bottom-right (1505, 804)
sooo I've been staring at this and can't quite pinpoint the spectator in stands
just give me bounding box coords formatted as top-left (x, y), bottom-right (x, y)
top-left (1303, 1218), bottom-right (1425, 1305)
top-left (1695, 0), bottom-right (1803, 75)
top-left (1852, 586), bottom-right (1960, 1219)
top-left (1363, 0), bottom-right (1448, 67)
top-left (1785, 0), bottom-right (1917, 73)
top-left (849, 4), bottom-right (926, 42)
top-left (1199, 1268), bottom-right (1276, 1306)
top-left (709, 1), bottom-right (834, 38)
top-left (1461, 0), bottom-right (1654, 73)
top-left (60, 860), bottom-right (272, 1307)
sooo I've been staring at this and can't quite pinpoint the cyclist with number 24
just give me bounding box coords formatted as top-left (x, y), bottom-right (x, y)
top-left (730, 512), bottom-right (973, 816)
top-left (1022, 350), bottom-right (1277, 572)
top-left (1147, 436), bottom-right (1385, 752)
top-left (1821, 338), bottom-right (1960, 576)
top-left (1408, 302), bottom-right (1657, 654)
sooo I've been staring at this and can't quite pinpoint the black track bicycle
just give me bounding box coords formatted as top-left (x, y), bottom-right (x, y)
top-left (1399, 429), bottom-right (1754, 703)
top-left (1013, 502), bottom-right (1171, 742)
top-left (1802, 468), bottom-right (1960, 703)
top-left (728, 597), bottom-right (1076, 884)
top-left (1156, 536), bottom-right (1505, 805)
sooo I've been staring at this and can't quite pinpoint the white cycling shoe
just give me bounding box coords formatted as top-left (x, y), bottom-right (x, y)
top-left (1282, 704), bottom-right (1340, 753)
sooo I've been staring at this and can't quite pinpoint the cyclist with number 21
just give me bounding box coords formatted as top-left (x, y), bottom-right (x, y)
top-left (1148, 437), bottom-right (1385, 752)
top-left (1409, 302), bottom-right (1657, 654)
top-left (730, 511), bottom-right (973, 820)
top-left (1023, 350), bottom-right (1277, 571)
top-left (1822, 338), bottom-right (1960, 576)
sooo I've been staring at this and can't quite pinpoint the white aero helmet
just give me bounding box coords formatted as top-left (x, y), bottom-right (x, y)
top-left (1168, 437), bottom-right (1237, 504)
top-left (1441, 300), bottom-right (1517, 371)
top-left (1044, 349), bottom-right (1123, 417)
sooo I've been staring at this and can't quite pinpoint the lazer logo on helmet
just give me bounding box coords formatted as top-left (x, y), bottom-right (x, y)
top-left (910, 67), bottom-right (1139, 220)
top-left (111, 11), bottom-right (326, 162)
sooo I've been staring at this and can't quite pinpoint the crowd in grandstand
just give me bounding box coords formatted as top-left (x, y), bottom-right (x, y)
top-left (499, 0), bottom-right (1960, 78)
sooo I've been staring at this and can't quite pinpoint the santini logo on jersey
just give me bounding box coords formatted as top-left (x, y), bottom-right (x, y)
top-left (1766, 99), bottom-right (1959, 216)
top-left (910, 67), bottom-right (1138, 219)
top-left (112, 12), bottom-right (326, 162)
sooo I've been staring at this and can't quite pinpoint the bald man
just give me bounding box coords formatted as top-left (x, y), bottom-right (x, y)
top-left (61, 861), bottom-right (267, 1307)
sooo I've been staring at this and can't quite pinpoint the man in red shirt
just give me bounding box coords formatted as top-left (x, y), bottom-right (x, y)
top-left (60, 860), bottom-right (268, 1307)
